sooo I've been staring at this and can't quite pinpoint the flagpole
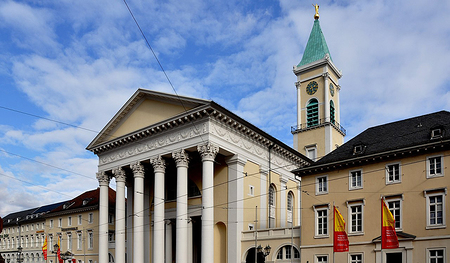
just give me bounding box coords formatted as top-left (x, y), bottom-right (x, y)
top-left (381, 197), bottom-right (383, 263)
top-left (333, 202), bottom-right (335, 263)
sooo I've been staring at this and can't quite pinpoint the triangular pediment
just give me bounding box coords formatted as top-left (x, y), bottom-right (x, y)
top-left (87, 89), bottom-right (210, 149)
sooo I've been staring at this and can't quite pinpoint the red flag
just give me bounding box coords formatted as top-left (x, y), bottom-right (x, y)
top-left (57, 236), bottom-right (61, 261)
top-left (382, 199), bottom-right (399, 249)
top-left (42, 236), bottom-right (48, 260)
top-left (333, 206), bottom-right (349, 252)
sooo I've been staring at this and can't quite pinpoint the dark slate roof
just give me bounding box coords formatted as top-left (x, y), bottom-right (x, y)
top-left (49, 187), bottom-right (115, 214)
top-left (294, 111), bottom-right (450, 173)
top-left (2, 202), bottom-right (66, 226)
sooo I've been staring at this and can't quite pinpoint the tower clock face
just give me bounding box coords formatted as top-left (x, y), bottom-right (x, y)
top-left (329, 83), bottom-right (335, 97)
top-left (306, 81), bottom-right (318, 95)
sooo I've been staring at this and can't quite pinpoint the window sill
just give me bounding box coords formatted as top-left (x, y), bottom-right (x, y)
top-left (314, 235), bottom-right (329, 239)
top-left (426, 174), bottom-right (444, 179)
top-left (348, 232), bottom-right (364, 236)
top-left (426, 224), bottom-right (446, 230)
top-left (349, 187), bottom-right (363, 191)
top-left (316, 191), bottom-right (328, 196)
top-left (386, 181), bottom-right (401, 185)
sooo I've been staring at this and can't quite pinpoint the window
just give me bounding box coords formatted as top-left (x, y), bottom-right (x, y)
top-left (387, 199), bottom-right (402, 229)
top-left (68, 216), bottom-right (72, 226)
top-left (305, 145), bottom-right (317, 161)
top-left (307, 99), bottom-right (319, 127)
top-left (108, 214), bottom-right (114, 224)
top-left (431, 128), bottom-right (443, 139)
top-left (49, 235), bottom-right (53, 249)
top-left (316, 255), bottom-right (328, 263)
top-left (287, 191), bottom-right (294, 227)
top-left (248, 185), bottom-right (254, 196)
top-left (49, 220), bottom-right (54, 228)
top-left (77, 232), bottom-right (82, 250)
top-left (425, 191), bottom-right (446, 229)
top-left (88, 231), bottom-right (93, 249)
top-left (349, 169), bottom-right (363, 190)
top-left (269, 184), bottom-right (276, 228)
top-left (350, 253), bottom-right (363, 263)
top-left (314, 206), bottom-right (329, 237)
top-left (276, 246), bottom-right (300, 260)
top-left (386, 163), bottom-right (401, 184)
top-left (316, 175), bottom-right (328, 195)
top-left (428, 248), bottom-right (445, 263)
top-left (78, 215), bottom-right (82, 225)
top-left (67, 233), bottom-right (72, 251)
top-left (427, 156), bottom-right (443, 178)
top-left (349, 203), bottom-right (363, 234)
top-left (88, 213), bottom-right (93, 224)
top-left (58, 218), bottom-right (62, 227)
top-left (108, 232), bottom-right (114, 242)
top-left (330, 100), bottom-right (335, 124)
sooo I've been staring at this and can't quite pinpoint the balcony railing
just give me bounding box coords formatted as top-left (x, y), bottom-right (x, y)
top-left (291, 118), bottom-right (346, 136)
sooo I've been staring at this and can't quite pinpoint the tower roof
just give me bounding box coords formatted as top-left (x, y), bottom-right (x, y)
top-left (298, 19), bottom-right (333, 67)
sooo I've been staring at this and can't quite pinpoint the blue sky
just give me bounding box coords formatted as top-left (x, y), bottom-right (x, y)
top-left (1, 0), bottom-right (450, 215)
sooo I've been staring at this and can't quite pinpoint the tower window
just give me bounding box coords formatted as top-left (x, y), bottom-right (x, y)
top-left (330, 100), bottom-right (335, 124)
top-left (307, 99), bottom-right (319, 127)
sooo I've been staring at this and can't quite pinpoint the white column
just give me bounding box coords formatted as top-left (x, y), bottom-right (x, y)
top-left (96, 171), bottom-right (110, 263)
top-left (259, 166), bottom-right (268, 229)
top-left (126, 181), bottom-right (134, 263)
top-left (113, 168), bottom-right (126, 263)
top-left (173, 149), bottom-right (190, 263)
top-left (131, 162), bottom-right (145, 263)
top-left (198, 142), bottom-right (219, 263)
top-left (297, 184), bottom-right (301, 226)
top-left (323, 72), bottom-right (330, 122)
top-left (187, 219), bottom-right (193, 263)
top-left (144, 178), bottom-right (151, 263)
top-left (165, 221), bottom-right (172, 263)
top-left (280, 177), bottom-right (288, 228)
top-left (150, 156), bottom-right (166, 263)
top-left (296, 81), bottom-right (302, 128)
top-left (225, 155), bottom-right (246, 263)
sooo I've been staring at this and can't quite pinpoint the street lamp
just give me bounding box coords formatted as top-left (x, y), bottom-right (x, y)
top-left (17, 246), bottom-right (23, 263)
top-left (52, 243), bottom-right (59, 263)
top-left (256, 244), bottom-right (271, 262)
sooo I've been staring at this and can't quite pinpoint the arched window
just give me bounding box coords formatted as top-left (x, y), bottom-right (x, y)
top-left (269, 184), bottom-right (276, 228)
top-left (276, 245), bottom-right (300, 261)
top-left (307, 99), bottom-right (319, 127)
top-left (330, 100), bottom-right (335, 124)
top-left (287, 192), bottom-right (294, 227)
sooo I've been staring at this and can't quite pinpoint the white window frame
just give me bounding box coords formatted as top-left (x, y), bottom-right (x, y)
top-left (349, 253), bottom-right (364, 263)
top-left (314, 205), bottom-right (329, 238)
top-left (316, 175), bottom-right (328, 195)
top-left (78, 215), bottom-right (82, 225)
top-left (425, 189), bottom-right (447, 229)
top-left (386, 163), bottom-right (401, 184)
top-left (287, 191), bottom-right (294, 226)
top-left (427, 155), bottom-right (444, 178)
top-left (427, 247), bottom-right (445, 263)
top-left (349, 169), bottom-right (363, 190)
top-left (316, 254), bottom-right (329, 263)
top-left (58, 218), bottom-right (62, 227)
top-left (347, 200), bottom-right (364, 235)
top-left (68, 216), bottom-right (72, 226)
top-left (67, 233), bottom-right (72, 251)
top-left (49, 220), bottom-right (53, 229)
top-left (88, 213), bottom-right (94, 224)
top-left (88, 231), bottom-right (93, 249)
top-left (77, 232), bottom-right (82, 250)
top-left (248, 185), bottom-right (254, 196)
top-left (305, 145), bottom-right (318, 162)
top-left (386, 197), bottom-right (403, 230)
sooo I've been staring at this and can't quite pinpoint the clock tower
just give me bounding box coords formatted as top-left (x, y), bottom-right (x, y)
top-left (292, 7), bottom-right (345, 161)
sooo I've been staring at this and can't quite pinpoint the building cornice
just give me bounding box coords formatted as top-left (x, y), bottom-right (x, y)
top-left (294, 139), bottom-right (450, 175)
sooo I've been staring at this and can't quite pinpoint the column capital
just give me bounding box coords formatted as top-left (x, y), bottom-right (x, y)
top-left (295, 81), bottom-right (301, 89)
top-left (131, 162), bottom-right (145, 178)
top-left (322, 72), bottom-right (330, 78)
top-left (172, 149), bottom-right (190, 168)
top-left (150, 155), bottom-right (166, 173)
top-left (197, 142), bottom-right (219, 162)
top-left (113, 167), bottom-right (126, 183)
top-left (96, 171), bottom-right (110, 186)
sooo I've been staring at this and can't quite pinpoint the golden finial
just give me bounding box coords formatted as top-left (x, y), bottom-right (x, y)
top-left (313, 4), bottom-right (319, 20)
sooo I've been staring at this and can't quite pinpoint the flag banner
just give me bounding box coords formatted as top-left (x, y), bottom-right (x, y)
top-left (382, 200), bottom-right (399, 249)
top-left (57, 236), bottom-right (61, 261)
top-left (333, 206), bottom-right (349, 252)
top-left (42, 236), bottom-right (48, 260)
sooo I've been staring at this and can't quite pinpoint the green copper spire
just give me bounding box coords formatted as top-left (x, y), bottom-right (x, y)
top-left (297, 19), bottom-right (333, 67)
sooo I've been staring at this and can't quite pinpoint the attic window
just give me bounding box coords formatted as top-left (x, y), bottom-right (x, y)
top-left (431, 128), bottom-right (442, 139)
top-left (63, 201), bottom-right (75, 209)
top-left (353, 144), bottom-right (366, 155)
top-left (83, 198), bottom-right (93, 206)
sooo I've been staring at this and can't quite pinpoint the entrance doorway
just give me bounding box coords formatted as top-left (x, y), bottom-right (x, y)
top-left (386, 252), bottom-right (402, 263)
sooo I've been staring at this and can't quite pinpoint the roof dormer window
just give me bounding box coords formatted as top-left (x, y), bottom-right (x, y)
top-left (83, 198), bottom-right (93, 206)
top-left (431, 128), bottom-right (442, 139)
top-left (353, 144), bottom-right (366, 155)
top-left (63, 201), bottom-right (75, 209)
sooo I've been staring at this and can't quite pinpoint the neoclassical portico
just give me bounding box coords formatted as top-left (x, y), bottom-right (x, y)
top-left (87, 89), bottom-right (309, 263)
